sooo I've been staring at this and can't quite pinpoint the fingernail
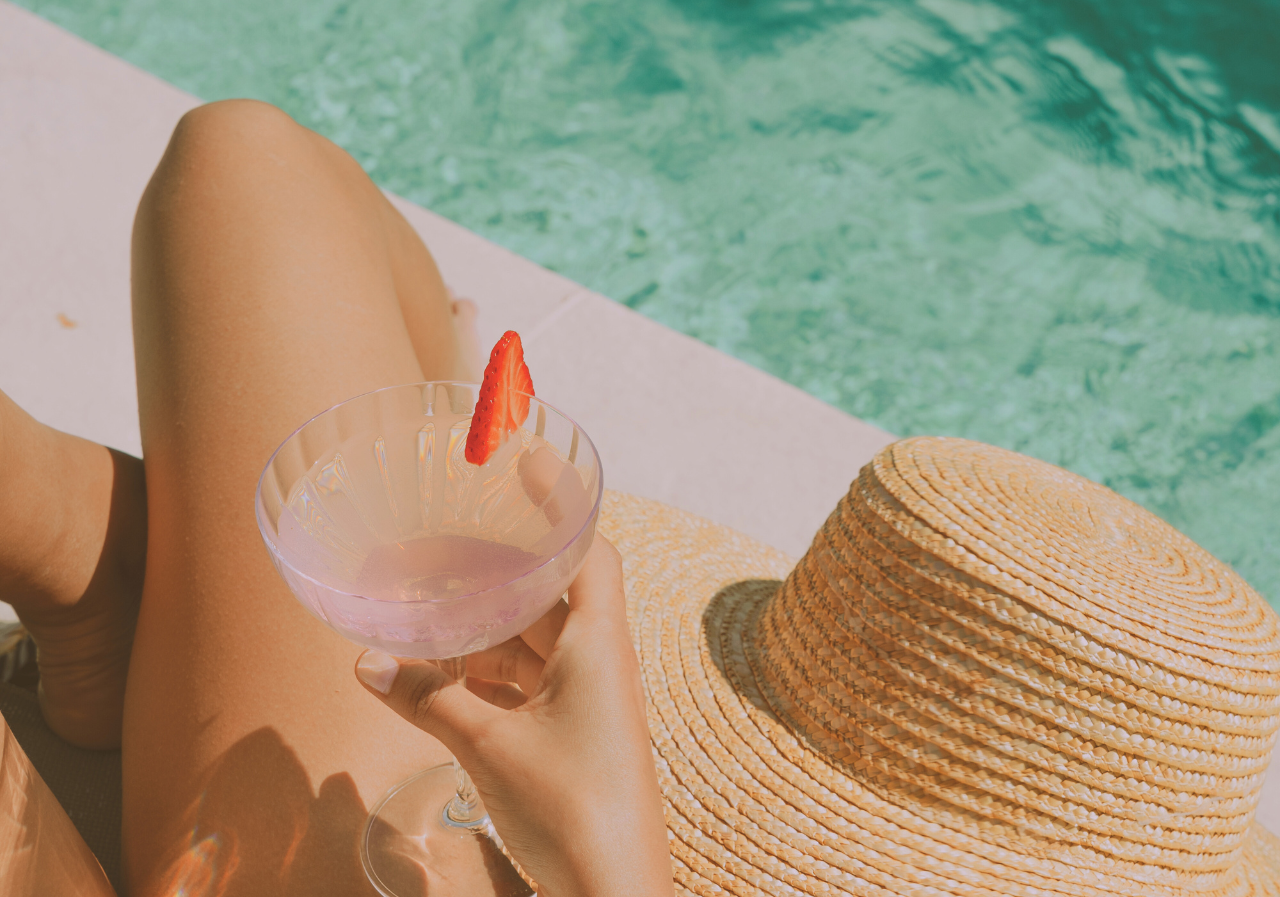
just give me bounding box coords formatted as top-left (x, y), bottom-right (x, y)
top-left (356, 651), bottom-right (400, 694)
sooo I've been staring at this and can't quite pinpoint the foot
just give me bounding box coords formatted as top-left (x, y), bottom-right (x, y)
top-left (0, 397), bottom-right (146, 750)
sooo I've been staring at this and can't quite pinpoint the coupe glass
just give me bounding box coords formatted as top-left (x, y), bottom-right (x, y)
top-left (255, 381), bottom-right (603, 896)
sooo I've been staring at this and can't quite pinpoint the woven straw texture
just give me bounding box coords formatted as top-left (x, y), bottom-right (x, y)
top-left (598, 436), bottom-right (1280, 896)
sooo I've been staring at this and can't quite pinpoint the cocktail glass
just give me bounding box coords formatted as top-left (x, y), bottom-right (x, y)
top-left (255, 381), bottom-right (603, 896)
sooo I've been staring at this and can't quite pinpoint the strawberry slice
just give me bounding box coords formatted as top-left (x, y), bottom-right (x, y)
top-left (465, 330), bottom-right (535, 465)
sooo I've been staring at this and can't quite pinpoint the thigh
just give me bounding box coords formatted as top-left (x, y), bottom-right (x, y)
top-left (124, 101), bottom-right (459, 896)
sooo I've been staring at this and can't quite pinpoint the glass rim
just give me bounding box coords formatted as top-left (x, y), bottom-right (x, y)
top-left (254, 380), bottom-right (604, 607)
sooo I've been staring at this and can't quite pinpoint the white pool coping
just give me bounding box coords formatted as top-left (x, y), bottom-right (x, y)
top-left (2, 1), bottom-right (1277, 834)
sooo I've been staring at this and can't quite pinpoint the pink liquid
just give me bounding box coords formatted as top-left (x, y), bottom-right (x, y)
top-left (272, 432), bottom-right (597, 657)
top-left (328, 532), bottom-right (572, 657)
top-left (355, 535), bottom-right (540, 603)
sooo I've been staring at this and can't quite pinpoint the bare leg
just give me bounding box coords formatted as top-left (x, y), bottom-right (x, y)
top-left (124, 100), bottom-right (477, 896)
top-left (0, 390), bottom-right (146, 750)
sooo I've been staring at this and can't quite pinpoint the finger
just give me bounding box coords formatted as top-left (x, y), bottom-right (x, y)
top-left (467, 677), bottom-right (527, 710)
top-left (518, 446), bottom-right (568, 522)
top-left (519, 598), bottom-right (569, 660)
top-left (519, 446), bottom-right (594, 557)
top-left (565, 537), bottom-right (625, 623)
top-left (467, 637), bottom-right (546, 696)
top-left (355, 651), bottom-right (500, 757)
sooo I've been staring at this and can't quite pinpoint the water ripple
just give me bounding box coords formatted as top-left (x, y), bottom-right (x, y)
top-left (18, 0), bottom-right (1280, 606)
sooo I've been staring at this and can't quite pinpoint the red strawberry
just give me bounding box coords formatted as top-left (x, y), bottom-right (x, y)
top-left (465, 330), bottom-right (535, 465)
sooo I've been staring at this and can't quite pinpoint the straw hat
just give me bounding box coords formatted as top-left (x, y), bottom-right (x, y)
top-left (597, 436), bottom-right (1280, 896)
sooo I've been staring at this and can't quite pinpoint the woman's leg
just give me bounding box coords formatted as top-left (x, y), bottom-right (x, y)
top-left (0, 389), bottom-right (146, 750)
top-left (124, 100), bottom-right (478, 896)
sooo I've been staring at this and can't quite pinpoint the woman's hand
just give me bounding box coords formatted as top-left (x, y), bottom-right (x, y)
top-left (354, 538), bottom-right (674, 897)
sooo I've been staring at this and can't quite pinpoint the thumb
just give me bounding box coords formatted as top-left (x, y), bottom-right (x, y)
top-left (355, 650), bottom-right (500, 758)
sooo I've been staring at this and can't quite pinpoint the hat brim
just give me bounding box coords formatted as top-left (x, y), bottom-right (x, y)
top-left (599, 490), bottom-right (1280, 897)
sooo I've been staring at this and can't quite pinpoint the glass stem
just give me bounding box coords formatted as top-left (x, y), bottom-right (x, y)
top-left (438, 655), bottom-right (487, 828)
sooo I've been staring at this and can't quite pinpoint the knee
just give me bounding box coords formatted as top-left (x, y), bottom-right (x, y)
top-left (140, 101), bottom-right (312, 210)
top-left (172, 99), bottom-right (304, 159)
top-left (175, 99), bottom-right (312, 173)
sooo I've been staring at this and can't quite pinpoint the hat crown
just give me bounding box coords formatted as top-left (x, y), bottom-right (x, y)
top-left (749, 438), bottom-right (1280, 892)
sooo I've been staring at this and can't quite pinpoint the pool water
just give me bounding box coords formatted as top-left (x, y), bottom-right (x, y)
top-left (18, 0), bottom-right (1280, 608)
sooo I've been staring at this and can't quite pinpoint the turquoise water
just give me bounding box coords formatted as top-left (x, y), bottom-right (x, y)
top-left (19, 0), bottom-right (1280, 607)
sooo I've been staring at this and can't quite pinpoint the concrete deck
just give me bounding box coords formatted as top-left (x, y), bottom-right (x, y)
top-left (1, 1), bottom-right (1276, 834)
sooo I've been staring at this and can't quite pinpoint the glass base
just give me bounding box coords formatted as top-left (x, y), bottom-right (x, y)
top-left (361, 764), bottom-right (534, 897)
